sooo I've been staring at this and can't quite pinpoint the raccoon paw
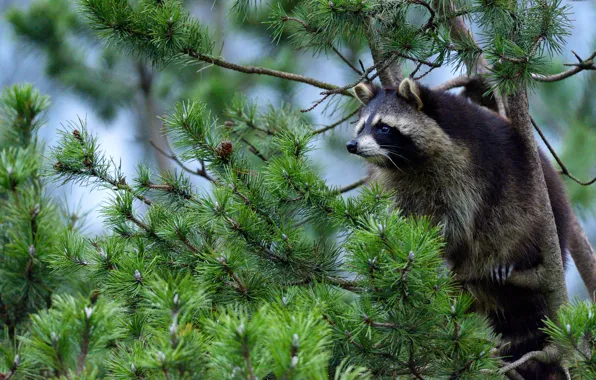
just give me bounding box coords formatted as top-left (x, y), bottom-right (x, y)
top-left (491, 264), bottom-right (514, 285)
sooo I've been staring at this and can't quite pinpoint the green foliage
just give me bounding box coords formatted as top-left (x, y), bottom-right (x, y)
top-left (1, 86), bottom-right (505, 377)
top-left (0, 85), bottom-right (69, 336)
top-left (1, 0), bottom-right (593, 377)
top-left (543, 301), bottom-right (596, 378)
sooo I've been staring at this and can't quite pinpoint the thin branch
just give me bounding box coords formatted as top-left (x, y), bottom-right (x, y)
top-left (532, 50), bottom-right (595, 82)
top-left (531, 117), bottom-right (596, 186)
top-left (362, 314), bottom-right (398, 329)
top-left (411, 0), bottom-right (436, 31)
top-left (184, 49), bottom-right (351, 96)
top-left (335, 176), bottom-right (370, 194)
top-left (281, 16), bottom-right (362, 76)
top-left (300, 94), bottom-right (331, 113)
top-left (150, 140), bottom-right (217, 183)
top-left (218, 257), bottom-right (248, 294)
top-left (238, 136), bottom-right (267, 162)
top-left (326, 277), bottom-right (361, 291)
top-left (332, 46), bottom-right (363, 75)
top-left (322, 56), bottom-right (398, 97)
top-left (312, 108), bottom-right (359, 135)
top-left (76, 315), bottom-right (91, 375)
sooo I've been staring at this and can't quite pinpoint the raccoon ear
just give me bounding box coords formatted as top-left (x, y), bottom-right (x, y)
top-left (353, 82), bottom-right (376, 105)
top-left (398, 78), bottom-right (423, 111)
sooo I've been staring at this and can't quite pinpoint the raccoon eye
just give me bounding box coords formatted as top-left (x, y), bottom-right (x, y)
top-left (377, 124), bottom-right (391, 134)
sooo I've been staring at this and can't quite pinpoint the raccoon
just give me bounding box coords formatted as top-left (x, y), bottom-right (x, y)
top-left (347, 78), bottom-right (572, 379)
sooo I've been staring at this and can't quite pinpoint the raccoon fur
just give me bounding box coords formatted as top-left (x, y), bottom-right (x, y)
top-left (347, 78), bottom-right (572, 379)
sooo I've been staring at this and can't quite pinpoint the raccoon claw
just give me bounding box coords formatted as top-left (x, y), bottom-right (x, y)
top-left (491, 264), bottom-right (514, 285)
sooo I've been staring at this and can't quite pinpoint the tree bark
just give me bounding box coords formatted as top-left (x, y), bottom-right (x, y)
top-left (365, 18), bottom-right (402, 88)
top-left (568, 214), bottom-right (596, 300)
top-left (507, 90), bottom-right (569, 320)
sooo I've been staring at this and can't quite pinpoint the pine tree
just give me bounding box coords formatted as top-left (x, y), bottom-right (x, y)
top-left (1, 0), bottom-right (595, 379)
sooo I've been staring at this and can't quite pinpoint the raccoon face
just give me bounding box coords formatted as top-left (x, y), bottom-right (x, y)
top-left (346, 78), bottom-right (450, 169)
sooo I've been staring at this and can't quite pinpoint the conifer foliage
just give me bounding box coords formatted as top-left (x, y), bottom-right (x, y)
top-left (1, 0), bottom-right (595, 378)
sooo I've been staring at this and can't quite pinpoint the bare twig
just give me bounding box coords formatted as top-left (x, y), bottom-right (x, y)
top-left (312, 109), bottom-right (359, 135)
top-left (150, 140), bottom-right (217, 183)
top-left (531, 117), bottom-right (596, 186)
top-left (238, 136), bottom-right (267, 162)
top-left (411, 0), bottom-right (436, 31)
top-left (300, 94), bottom-right (331, 113)
top-left (532, 50), bottom-right (595, 82)
top-left (332, 46), bottom-right (363, 75)
top-left (334, 176), bottom-right (369, 194)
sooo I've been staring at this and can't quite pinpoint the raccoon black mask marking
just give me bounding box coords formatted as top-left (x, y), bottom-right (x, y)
top-left (348, 78), bottom-right (573, 379)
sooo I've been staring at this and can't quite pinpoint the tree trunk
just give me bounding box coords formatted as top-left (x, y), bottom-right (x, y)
top-left (508, 90), bottom-right (569, 320)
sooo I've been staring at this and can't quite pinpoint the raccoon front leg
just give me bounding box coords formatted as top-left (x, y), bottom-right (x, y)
top-left (490, 264), bottom-right (514, 285)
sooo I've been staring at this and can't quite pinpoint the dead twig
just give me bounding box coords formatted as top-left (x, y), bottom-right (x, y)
top-left (531, 117), bottom-right (596, 186)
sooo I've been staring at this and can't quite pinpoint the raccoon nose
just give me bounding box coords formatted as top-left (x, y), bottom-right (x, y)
top-left (346, 140), bottom-right (358, 154)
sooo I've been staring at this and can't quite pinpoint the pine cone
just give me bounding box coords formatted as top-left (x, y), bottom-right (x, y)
top-left (216, 140), bottom-right (233, 160)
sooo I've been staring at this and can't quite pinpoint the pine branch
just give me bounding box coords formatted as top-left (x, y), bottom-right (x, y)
top-left (532, 50), bottom-right (596, 82)
top-left (185, 49), bottom-right (351, 95)
top-left (280, 16), bottom-right (362, 75)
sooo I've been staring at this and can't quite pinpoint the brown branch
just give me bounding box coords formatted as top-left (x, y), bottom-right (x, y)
top-left (149, 140), bottom-right (217, 183)
top-left (530, 117), bottom-right (596, 186)
top-left (534, 50), bottom-right (596, 82)
top-left (326, 277), bottom-right (361, 291)
top-left (532, 60), bottom-right (596, 83)
top-left (76, 314), bottom-right (91, 375)
top-left (312, 109), bottom-right (359, 135)
top-left (362, 314), bottom-right (398, 329)
top-left (184, 49), bottom-right (351, 96)
top-left (498, 347), bottom-right (558, 375)
top-left (300, 94), bottom-right (331, 113)
top-left (238, 136), bottom-right (267, 162)
top-left (332, 46), bottom-right (363, 75)
top-left (218, 257), bottom-right (248, 294)
top-left (433, 0), bottom-right (507, 116)
top-left (334, 176), bottom-right (369, 194)
top-left (411, 0), bottom-right (436, 31)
